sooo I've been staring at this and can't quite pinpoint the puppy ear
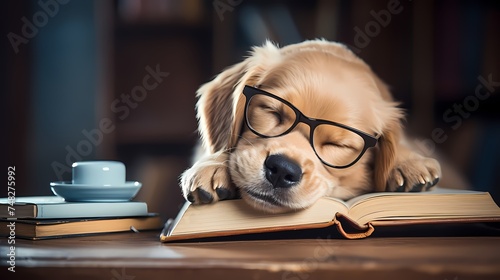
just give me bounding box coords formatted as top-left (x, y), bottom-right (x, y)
top-left (372, 77), bottom-right (404, 192)
top-left (196, 41), bottom-right (281, 154)
top-left (196, 60), bottom-right (250, 153)
top-left (373, 122), bottom-right (400, 191)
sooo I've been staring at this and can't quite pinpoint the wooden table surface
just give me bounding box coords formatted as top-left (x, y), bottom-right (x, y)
top-left (1, 230), bottom-right (500, 280)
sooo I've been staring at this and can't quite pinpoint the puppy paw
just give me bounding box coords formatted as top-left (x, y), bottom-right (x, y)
top-left (386, 156), bottom-right (441, 192)
top-left (180, 153), bottom-right (238, 204)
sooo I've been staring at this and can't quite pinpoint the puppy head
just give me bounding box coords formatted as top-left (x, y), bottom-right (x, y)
top-left (197, 40), bottom-right (403, 213)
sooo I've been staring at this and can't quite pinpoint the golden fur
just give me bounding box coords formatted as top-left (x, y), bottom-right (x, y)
top-left (181, 40), bottom-right (441, 213)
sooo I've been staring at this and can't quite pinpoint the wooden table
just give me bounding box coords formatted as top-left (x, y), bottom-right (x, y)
top-left (2, 230), bottom-right (500, 280)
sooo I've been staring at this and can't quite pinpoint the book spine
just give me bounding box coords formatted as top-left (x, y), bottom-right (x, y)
top-left (333, 213), bottom-right (375, 239)
top-left (37, 203), bottom-right (148, 219)
top-left (333, 219), bottom-right (374, 239)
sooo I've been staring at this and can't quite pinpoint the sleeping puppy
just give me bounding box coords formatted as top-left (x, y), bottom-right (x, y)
top-left (181, 39), bottom-right (441, 213)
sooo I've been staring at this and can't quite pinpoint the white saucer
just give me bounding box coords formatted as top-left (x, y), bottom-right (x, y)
top-left (50, 181), bottom-right (142, 202)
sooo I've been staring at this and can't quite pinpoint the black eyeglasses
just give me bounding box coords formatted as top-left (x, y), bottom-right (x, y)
top-left (242, 85), bottom-right (379, 168)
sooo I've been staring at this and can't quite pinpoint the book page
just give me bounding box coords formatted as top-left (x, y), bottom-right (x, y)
top-left (346, 188), bottom-right (500, 225)
top-left (0, 196), bottom-right (65, 205)
top-left (344, 187), bottom-right (487, 209)
top-left (172, 198), bottom-right (348, 236)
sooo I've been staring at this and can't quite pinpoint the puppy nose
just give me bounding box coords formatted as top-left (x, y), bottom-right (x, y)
top-left (264, 154), bottom-right (302, 189)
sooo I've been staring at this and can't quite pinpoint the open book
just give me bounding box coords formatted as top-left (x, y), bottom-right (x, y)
top-left (160, 188), bottom-right (500, 242)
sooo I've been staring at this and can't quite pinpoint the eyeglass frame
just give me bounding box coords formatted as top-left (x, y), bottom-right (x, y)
top-left (242, 85), bottom-right (379, 169)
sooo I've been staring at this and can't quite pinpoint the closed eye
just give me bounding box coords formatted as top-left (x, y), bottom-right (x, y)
top-left (271, 111), bottom-right (283, 124)
top-left (315, 140), bottom-right (364, 167)
top-left (324, 142), bottom-right (355, 150)
top-left (260, 105), bottom-right (283, 124)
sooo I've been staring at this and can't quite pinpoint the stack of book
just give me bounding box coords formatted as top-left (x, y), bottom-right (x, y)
top-left (0, 196), bottom-right (163, 240)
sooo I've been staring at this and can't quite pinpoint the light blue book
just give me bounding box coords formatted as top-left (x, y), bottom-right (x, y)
top-left (0, 196), bottom-right (149, 219)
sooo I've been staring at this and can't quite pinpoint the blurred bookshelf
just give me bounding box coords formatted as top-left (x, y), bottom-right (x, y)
top-left (106, 0), bottom-right (500, 212)
top-left (102, 0), bottom-right (212, 217)
top-left (4, 0), bottom-right (499, 218)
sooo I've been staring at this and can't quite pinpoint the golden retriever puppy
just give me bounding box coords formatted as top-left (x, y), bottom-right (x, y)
top-left (181, 39), bottom-right (441, 213)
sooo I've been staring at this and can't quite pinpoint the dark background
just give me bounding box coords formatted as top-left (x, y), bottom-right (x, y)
top-left (3, 0), bottom-right (500, 219)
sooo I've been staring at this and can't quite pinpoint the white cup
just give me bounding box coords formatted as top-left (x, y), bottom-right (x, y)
top-left (71, 161), bottom-right (126, 186)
